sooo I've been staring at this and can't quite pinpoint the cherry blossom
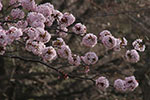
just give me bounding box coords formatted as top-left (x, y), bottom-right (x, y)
top-left (125, 49), bottom-right (140, 63)
top-left (27, 12), bottom-right (46, 28)
top-left (114, 79), bottom-right (127, 92)
top-left (99, 30), bottom-right (112, 40)
top-left (132, 39), bottom-right (145, 52)
top-left (41, 46), bottom-right (57, 62)
top-left (68, 54), bottom-right (81, 66)
top-left (81, 52), bottom-right (98, 65)
top-left (81, 33), bottom-right (97, 48)
top-left (52, 38), bottom-right (66, 48)
top-left (36, 28), bottom-right (51, 43)
top-left (10, 8), bottom-right (25, 19)
top-left (96, 76), bottom-right (109, 91)
top-left (72, 23), bottom-right (86, 35)
top-left (24, 27), bottom-right (39, 40)
top-left (59, 12), bottom-right (75, 27)
top-left (102, 35), bottom-right (117, 49)
top-left (124, 76), bottom-right (139, 92)
top-left (20, 0), bottom-right (37, 11)
top-left (57, 45), bottom-right (72, 59)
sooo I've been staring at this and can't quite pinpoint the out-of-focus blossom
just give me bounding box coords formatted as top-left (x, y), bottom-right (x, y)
top-left (81, 33), bottom-right (97, 48)
top-left (125, 49), bottom-right (140, 63)
top-left (81, 52), bottom-right (98, 65)
top-left (132, 39), bottom-right (145, 52)
top-left (96, 76), bottom-right (109, 91)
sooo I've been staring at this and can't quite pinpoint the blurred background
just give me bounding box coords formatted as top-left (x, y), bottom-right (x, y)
top-left (0, 0), bottom-right (150, 100)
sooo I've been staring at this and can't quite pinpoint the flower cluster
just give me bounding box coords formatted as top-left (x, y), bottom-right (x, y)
top-left (99, 30), bottom-right (127, 50)
top-left (114, 76), bottom-right (139, 92)
top-left (0, 26), bottom-right (23, 55)
top-left (0, 0), bottom-right (145, 93)
top-left (125, 38), bottom-right (145, 63)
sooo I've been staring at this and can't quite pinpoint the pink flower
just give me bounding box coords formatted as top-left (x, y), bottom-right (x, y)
top-left (132, 39), bottom-right (145, 52)
top-left (27, 12), bottom-right (46, 27)
top-left (42, 3), bottom-right (54, 9)
top-left (81, 33), bottom-right (97, 48)
top-left (124, 76), bottom-right (139, 91)
top-left (59, 12), bottom-right (75, 27)
top-left (81, 52), bottom-right (98, 65)
top-left (113, 38), bottom-right (122, 51)
top-left (99, 30), bottom-right (112, 40)
top-left (57, 45), bottom-right (72, 59)
top-left (41, 46), bottom-right (57, 62)
top-left (114, 79), bottom-right (127, 92)
top-left (25, 40), bottom-right (45, 55)
top-left (52, 38), bottom-right (66, 48)
top-left (24, 27), bottom-right (39, 40)
top-left (45, 16), bottom-right (55, 27)
top-left (32, 42), bottom-right (45, 55)
top-left (10, 8), bottom-right (25, 19)
top-left (20, 0), bottom-right (37, 11)
top-left (96, 76), bottom-right (109, 91)
top-left (102, 35), bottom-right (117, 49)
top-left (72, 23), bottom-right (86, 35)
top-left (68, 54), bottom-right (81, 66)
top-left (53, 10), bottom-right (63, 20)
top-left (36, 3), bottom-right (53, 17)
top-left (45, 10), bottom-right (63, 27)
top-left (36, 28), bottom-right (51, 43)
top-left (125, 49), bottom-right (140, 63)
top-left (15, 20), bottom-right (28, 29)
top-left (7, 26), bottom-right (23, 41)
top-left (25, 39), bottom-right (36, 52)
top-left (30, 20), bottom-right (45, 28)
top-left (56, 27), bottom-right (68, 38)
top-left (113, 37), bottom-right (128, 51)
